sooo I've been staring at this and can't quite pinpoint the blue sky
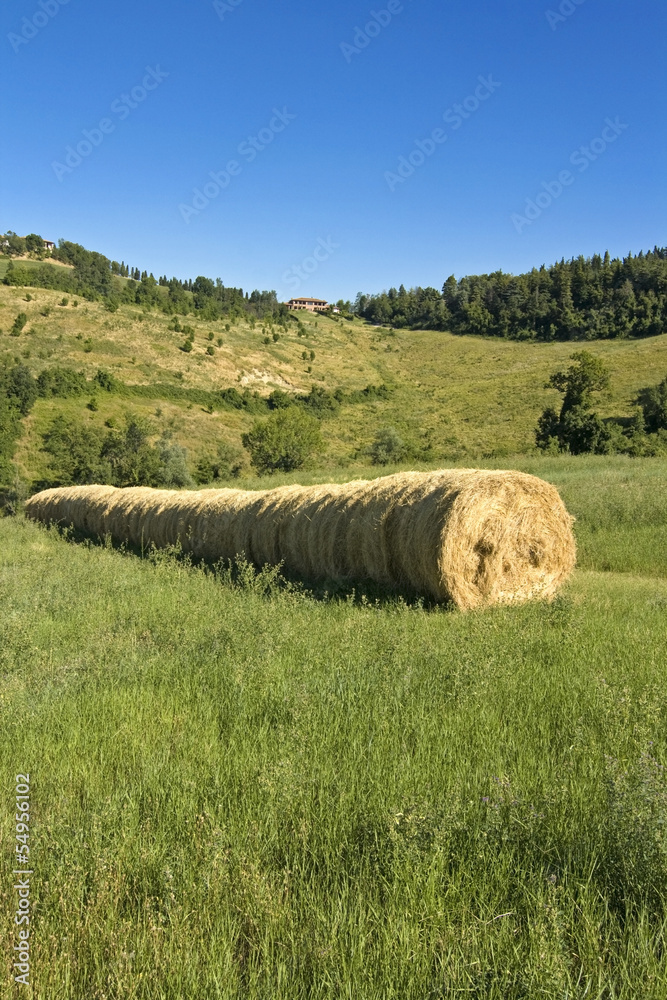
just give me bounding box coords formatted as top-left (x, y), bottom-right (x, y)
top-left (2, 0), bottom-right (665, 302)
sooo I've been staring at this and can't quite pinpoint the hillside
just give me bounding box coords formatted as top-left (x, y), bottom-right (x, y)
top-left (1, 281), bottom-right (667, 485)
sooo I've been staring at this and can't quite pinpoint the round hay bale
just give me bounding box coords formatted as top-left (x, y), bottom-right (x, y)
top-left (24, 470), bottom-right (576, 610)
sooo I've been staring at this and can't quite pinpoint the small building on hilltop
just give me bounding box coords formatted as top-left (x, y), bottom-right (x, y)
top-left (286, 296), bottom-right (328, 312)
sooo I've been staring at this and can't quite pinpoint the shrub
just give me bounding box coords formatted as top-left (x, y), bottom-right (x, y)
top-left (37, 366), bottom-right (87, 398)
top-left (369, 427), bottom-right (407, 465)
top-left (1, 364), bottom-right (38, 416)
top-left (11, 313), bottom-right (27, 336)
top-left (42, 416), bottom-right (109, 485)
top-left (297, 385), bottom-right (339, 417)
top-left (640, 375), bottom-right (667, 433)
top-left (242, 407), bottom-right (323, 474)
top-left (154, 435), bottom-right (193, 488)
top-left (267, 389), bottom-right (292, 410)
top-left (206, 345), bottom-right (215, 356)
top-left (94, 369), bottom-right (120, 393)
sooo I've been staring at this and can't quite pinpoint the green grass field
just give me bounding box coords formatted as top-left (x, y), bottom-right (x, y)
top-left (2, 455), bottom-right (667, 998)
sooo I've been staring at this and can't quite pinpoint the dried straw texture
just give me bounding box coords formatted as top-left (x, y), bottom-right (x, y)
top-left (25, 470), bottom-right (576, 610)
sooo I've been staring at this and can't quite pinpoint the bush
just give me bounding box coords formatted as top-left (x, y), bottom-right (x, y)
top-left (194, 442), bottom-right (243, 484)
top-left (37, 366), bottom-right (88, 398)
top-left (267, 389), bottom-right (293, 410)
top-left (41, 416), bottom-right (193, 488)
top-left (42, 416), bottom-right (110, 485)
top-left (11, 313), bottom-right (27, 336)
top-left (242, 407), bottom-right (323, 474)
top-left (94, 369), bottom-right (120, 393)
top-left (2, 364), bottom-right (38, 416)
top-left (369, 427), bottom-right (407, 465)
top-left (640, 375), bottom-right (667, 433)
top-left (154, 435), bottom-right (193, 488)
top-left (297, 385), bottom-right (340, 417)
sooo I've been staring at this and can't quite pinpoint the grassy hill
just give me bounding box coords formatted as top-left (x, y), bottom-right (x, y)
top-left (2, 282), bottom-right (667, 484)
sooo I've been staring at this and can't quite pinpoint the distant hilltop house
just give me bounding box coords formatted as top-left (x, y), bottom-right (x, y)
top-left (286, 296), bottom-right (329, 313)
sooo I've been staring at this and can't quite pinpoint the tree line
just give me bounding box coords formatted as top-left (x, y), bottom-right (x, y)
top-left (2, 234), bottom-right (288, 321)
top-left (355, 248), bottom-right (667, 341)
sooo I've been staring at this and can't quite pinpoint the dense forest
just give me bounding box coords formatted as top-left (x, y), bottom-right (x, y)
top-left (355, 248), bottom-right (667, 341)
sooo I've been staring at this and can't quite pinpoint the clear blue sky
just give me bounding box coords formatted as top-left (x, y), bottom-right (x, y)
top-left (2, 0), bottom-right (665, 302)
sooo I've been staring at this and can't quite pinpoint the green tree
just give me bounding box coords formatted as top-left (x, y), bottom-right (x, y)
top-left (640, 375), bottom-right (667, 433)
top-left (547, 351), bottom-right (611, 417)
top-left (2, 364), bottom-right (38, 416)
top-left (536, 352), bottom-right (612, 454)
top-left (42, 416), bottom-right (110, 485)
top-left (242, 407), bottom-right (323, 474)
top-left (24, 234), bottom-right (44, 253)
top-left (369, 427), bottom-right (407, 465)
top-left (0, 397), bottom-right (22, 483)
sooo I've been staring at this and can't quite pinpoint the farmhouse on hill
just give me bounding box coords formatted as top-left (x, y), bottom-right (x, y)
top-left (286, 296), bottom-right (328, 312)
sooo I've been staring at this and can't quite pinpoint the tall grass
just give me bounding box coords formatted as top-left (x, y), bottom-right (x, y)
top-left (1, 457), bottom-right (667, 997)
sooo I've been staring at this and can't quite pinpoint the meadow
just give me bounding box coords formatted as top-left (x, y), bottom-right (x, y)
top-left (1, 454), bottom-right (667, 998)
